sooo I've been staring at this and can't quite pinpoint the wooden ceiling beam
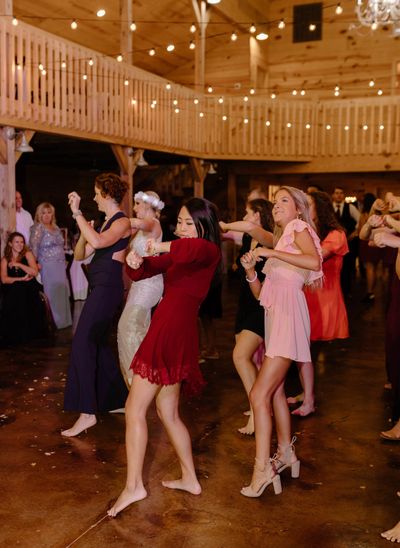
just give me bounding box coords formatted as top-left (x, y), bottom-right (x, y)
top-left (209, 0), bottom-right (265, 32)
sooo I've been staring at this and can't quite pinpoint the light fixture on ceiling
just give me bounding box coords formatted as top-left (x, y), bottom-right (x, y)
top-left (256, 32), bottom-right (269, 40)
top-left (355, 0), bottom-right (400, 28)
top-left (136, 151), bottom-right (148, 167)
top-left (207, 0), bottom-right (221, 4)
top-left (16, 132), bottom-right (33, 153)
top-left (208, 163), bottom-right (217, 175)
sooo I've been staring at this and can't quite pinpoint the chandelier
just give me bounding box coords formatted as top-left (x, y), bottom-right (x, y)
top-left (356, 0), bottom-right (400, 29)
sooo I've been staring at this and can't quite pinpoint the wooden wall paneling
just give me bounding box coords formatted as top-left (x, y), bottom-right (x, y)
top-left (16, 27), bottom-right (23, 119)
top-left (53, 41), bottom-right (60, 127)
top-left (60, 43), bottom-right (66, 128)
top-left (8, 24), bottom-right (15, 118)
top-left (395, 101), bottom-right (400, 155)
top-left (0, 131), bottom-right (16, 254)
top-left (378, 102), bottom-right (384, 151)
top-left (0, 19), bottom-right (7, 115)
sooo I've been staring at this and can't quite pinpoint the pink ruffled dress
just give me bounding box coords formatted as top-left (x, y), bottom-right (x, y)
top-left (259, 219), bottom-right (323, 363)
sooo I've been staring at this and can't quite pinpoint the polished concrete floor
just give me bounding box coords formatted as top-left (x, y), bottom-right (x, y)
top-left (1, 275), bottom-right (398, 548)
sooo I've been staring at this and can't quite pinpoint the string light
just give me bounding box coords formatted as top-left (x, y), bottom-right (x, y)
top-left (369, 79), bottom-right (375, 87)
top-left (287, 122), bottom-right (292, 128)
top-left (61, 61), bottom-right (66, 68)
top-left (15, 63), bottom-right (21, 70)
top-left (371, 22), bottom-right (378, 30)
top-left (243, 95), bottom-right (249, 102)
top-left (309, 23), bottom-right (316, 31)
top-left (271, 93), bottom-right (276, 99)
top-left (363, 124), bottom-right (368, 130)
top-left (199, 112), bottom-right (204, 117)
top-left (334, 85), bottom-right (340, 91)
top-left (278, 19), bottom-right (285, 29)
top-left (124, 79), bottom-right (129, 86)
top-left (38, 63), bottom-right (44, 71)
top-left (82, 74), bottom-right (88, 80)
top-left (131, 98), bottom-right (137, 105)
top-left (326, 124), bottom-right (332, 130)
top-left (256, 32), bottom-right (268, 40)
top-left (250, 88), bottom-right (255, 95)
top-left (149, 49), bottom-right (156, 56)
top-left (377, 89), bottom-right (383, 95)
top-left (116, 54), bottom-right (123, 62)
top-left (190, 23), bottom-right (196, 33)
top-left (12, 17), bottom-right (18, 26)
top-left (306, 123), bottom-right (311, 129)
top-left (292, 90), bottom-right (298, 96)
top-left (344, 125), bottom-right (350, 131)
top-left (265, 120), bottom-right (271, 127)
top-left (150, 103), bottom-right (156, 109)
top-left (165, 83), bottom-right (171, 90)
top-left (231, 31), bottom-right (238, 41)
top-left (244, 118), bottom-right (249, 124)
top-left (335, 3), bottom-right (343, 15)
top-left (166, 44), bottom-right (175, 52)
top-left (41, 69), bottom-right (47, 76)
top-left (218, 97), bottom-right (224, 104)
top-left (71, 19), bottom-right (78, 30)
top-left (300, 90), bottom-right (306, 96)
top-left (334, 89), bottom-right (340, 96)
top-left (88, 58), bottom-right (94, 66)
top-left (379, 124), bottom-right (385, 130)
top-left (174, 108), bottom-right (180, 113)
top-left (96, 9), bottom-right (106, 18)
top-left (173, 99), bottom-right (178, 105)
top-left (194, 98), bottom-right (199, 105)
top-left (189, 41), bottom-right (195, 50)
top-left (250, 23), bottom-right (256, 33)
top-left (130, 22), bottom-right (137, 31)
top-left (207, 86), bottom-right (213, 93)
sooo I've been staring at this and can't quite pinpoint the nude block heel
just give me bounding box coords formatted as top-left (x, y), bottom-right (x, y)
top-left (291, 459), bottom-right (300, 479)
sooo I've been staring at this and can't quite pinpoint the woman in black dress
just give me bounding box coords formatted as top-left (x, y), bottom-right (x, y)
top-left (220, 199), bottom-right (274, 434)
top-left (1, 232), bottom-right (46, 345)
top-left (62, 173), bottom-right (131, 437)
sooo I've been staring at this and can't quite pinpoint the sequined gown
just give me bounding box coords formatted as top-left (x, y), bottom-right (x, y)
top-left (29, 223), bottom-right (72, 329)
top-left (117, 228), bottom-right (164, 386)
top-left (64, 212), bottom-right (130, 414)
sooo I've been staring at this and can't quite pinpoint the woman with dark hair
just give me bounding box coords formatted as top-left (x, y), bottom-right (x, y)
top-left (287, 190), bottom-right (349, 416)
top-left (62, 173), bottom-right (131, 437)
top-left (108, 197), bottom-right (221, 517)
top-left (220, 199), bottom-right (274, 434)
top-left (1, 232), bottom-right (46, 345)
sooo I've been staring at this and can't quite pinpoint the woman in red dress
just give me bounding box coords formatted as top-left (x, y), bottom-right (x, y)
top-left (288, 191), bottom-right (349, 416)
top-left (108, 198), bottom-right (221, 517)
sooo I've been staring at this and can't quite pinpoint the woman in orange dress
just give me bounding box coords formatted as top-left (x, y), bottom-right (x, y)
top-left (288, 191), bottom-right (349, 416)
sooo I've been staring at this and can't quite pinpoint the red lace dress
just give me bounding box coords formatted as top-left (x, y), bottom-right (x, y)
top-left (126, 238), bottom-right (221, 396)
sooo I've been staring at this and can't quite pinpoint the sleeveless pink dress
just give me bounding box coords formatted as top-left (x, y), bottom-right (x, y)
top-left (259, 219), bottom-right (323, 363)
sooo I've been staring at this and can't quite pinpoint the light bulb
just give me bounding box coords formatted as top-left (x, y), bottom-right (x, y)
top-left (41, 69), bottom-right (46, 76)
top-left (194, 98), bottom-right (199, 105)
top-left (175, 108), bottom-right (180, 114)
top-left (250, 24), bottom-right (256, 33)
top-left (292, 90), bottom-right (297, 96)
top-left (231, 31), bottom-right (238, 41)
top-left (256, 32), bottom-right (268, 40)
top-left (344, 125), bottom-right (349, 131)
top-left (71, 20), bottom-right (78, 30)
top-left (326, 124), bottom-right (332, 130)
top-left (363, 124), bottom-right (368, 130)
top-left (61, 61), bottom-right (66, 69)
top-left (244, 118), bottom-right (249, 124)
top-left (379, 124), bottom-right (385, 130)
top-left (96, 9), bottom-right (106, 17)
top-left (222, 115), bottom-right (227, 121)
top-left (124, 80), bottom-right (129, 86)
top-left (309, 24), bottom-right (316, 31)
top-left (271, 93), bottom-right (276, 99)
top-left (12, 17), bottom-right (18, 26)
top-left (369, 79), bottom-right (375, 87)
top-left (335, 3), bottom-right (343, 15)
top-left (199, 112), bottom-right (204, 117)
top-left (207, 86), bottom-right (213, 93)
top-left (265, 120), bottom-right (271, 127)
top-left (250, 88), bottom-right (255, 95)
top-left (167, 44), bottom-right (175, 52)
top-left (88, 58), bottom-right (94, 66)
top-left (218, 97), bottom-right (224, 104)
top-left (116, 54), bottom-right (123, 62)
top-left (38, 63), bottom-right (44, 71)
top-left (166, 83), bottom-right (171, 90)
top-left (173, 99), bottom-right (178, 105)
top-left (287, 122), bottom-right (292, 128)
top-left (300, 89), bottom-right (305, 96)
top-left (306, 123), bottom-right (311, 129)
top-left (377, 89), bottom-right (383, 95)
top-left (190, 23), bottom-right (196, 33)
top-left (371, 21), bottom-right (378, 30)
top-left (149, 49), bottom-right (156, 56)
top-left (189, 41), bottom-right (195, 50)
top-left (131, 98), bottom-right (137, 105)
top-left (130, 22), bottom-right (136, 31)
top-left (82, 74), bottom-right (88, 80)
top-left (278, 19), bottom-right (285, 29)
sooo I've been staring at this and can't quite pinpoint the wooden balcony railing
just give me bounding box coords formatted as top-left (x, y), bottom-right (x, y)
top-left (1, 17), bottom-right (399, 162)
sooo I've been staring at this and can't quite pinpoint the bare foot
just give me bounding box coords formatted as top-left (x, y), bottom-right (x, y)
top-left (162, 478), bottom-right (202, 495)
top-left (107, 486), bottom-right (148, 518)
top-left (287, 393), bottom-right (304, 405)
top-left (61, 414), bottom-right (97, 437)
top-left (381, 521), bottom-right (400, 542)
top-left (238, 413), bottom-right (254, 435)
top-left (291, 402), bottom-right (315, 417)
top-left (381, 421), bottom-right (400, 441)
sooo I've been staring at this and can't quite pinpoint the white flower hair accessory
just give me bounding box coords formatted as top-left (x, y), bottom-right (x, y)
top-left (134, 191), bottom-right (165, 211)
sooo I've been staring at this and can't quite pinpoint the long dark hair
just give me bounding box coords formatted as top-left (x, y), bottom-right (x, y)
top-left (248, 199), bottom-right (274, 231)
top-left (4, 232), bottom-right (28, 262)
top-left (184, 197), bottom-right (222, 283)
top-left (309, 191), bottom-right (343, 241)
top-left (183, 198), bottom-right (221, 248)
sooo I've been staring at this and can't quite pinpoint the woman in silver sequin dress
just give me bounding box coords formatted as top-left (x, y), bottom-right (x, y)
top-left (30, 202), bottom-right (72, 329)
top-left (117, 191), bottom-right (164, 386)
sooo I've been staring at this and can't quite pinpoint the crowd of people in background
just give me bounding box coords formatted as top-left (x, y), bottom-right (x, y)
top-left (2, 178), bottom-right (400, 541)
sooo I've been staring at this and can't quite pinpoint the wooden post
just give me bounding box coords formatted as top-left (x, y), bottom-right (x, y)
top-left (227, 171), bottom-right (237, 221)
top-left (0, 127), bottom-right (16, 253)
top-left (111, 145), bottom-right (142, 216)
top-left (120, 0), bottom-right (133, 64)
top-left (189, 157), bottom-right (207, 198)
top-left (0, 0), bottom-right (12, 15)
top-left (192, 0), bottom-right (209, 94)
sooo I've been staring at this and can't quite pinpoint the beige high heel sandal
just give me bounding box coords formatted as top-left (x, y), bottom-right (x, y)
top-left (271, 436), bottom-right (300, 478)
top-left (241, 458), bottom-right (282, 498)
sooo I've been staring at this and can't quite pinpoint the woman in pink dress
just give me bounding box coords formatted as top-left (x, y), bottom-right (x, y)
top-left (240, 186), bottom-right (322, 498)
top-left (108, 198), bottom-right (221, 517)
top-left (288, 191), bottom-right (349, 416)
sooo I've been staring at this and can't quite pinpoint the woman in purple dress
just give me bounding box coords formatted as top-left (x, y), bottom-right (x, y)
top-left (62, 173), bottom-right (131, 437)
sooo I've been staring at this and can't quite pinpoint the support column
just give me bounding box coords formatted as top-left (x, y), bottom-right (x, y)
top-left (227, 171), bottom-right (237, 221)
top-left (190, 157), bottom-right (207, 198)
top-left (0, 127), bottom-right (16, 253)
top-left (120, 0), bottom-right (133, 64)
top-left (111, 145), bottom-right (142, 216)
top-left (192, 0), bottom-right (209, 93)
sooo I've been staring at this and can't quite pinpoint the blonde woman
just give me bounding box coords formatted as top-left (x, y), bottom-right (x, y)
top-left (30, 202), bottom-right (72, 329)
top-left (240, 186), bottom-right (322, 498)
top-left (118, 191), bottom-right (164, 387)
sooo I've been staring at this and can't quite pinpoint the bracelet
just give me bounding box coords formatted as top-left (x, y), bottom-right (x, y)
top-left (72, 210), bottom-right (83, 219)
top-left (245, 272), bottom-right (258, 283)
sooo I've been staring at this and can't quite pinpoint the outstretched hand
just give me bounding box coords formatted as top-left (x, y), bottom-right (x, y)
top-left (374, 232), bottom-right (400, 249)
top-left (126, 250), bottom-right (143, 269)
top-left (68, 191), bottom-right (81, 214)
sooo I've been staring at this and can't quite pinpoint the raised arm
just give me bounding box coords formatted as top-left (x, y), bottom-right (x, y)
top-left (220, 220), bottom-right (273, 248)
top-left (254, 228), bottom-right (321, 271)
